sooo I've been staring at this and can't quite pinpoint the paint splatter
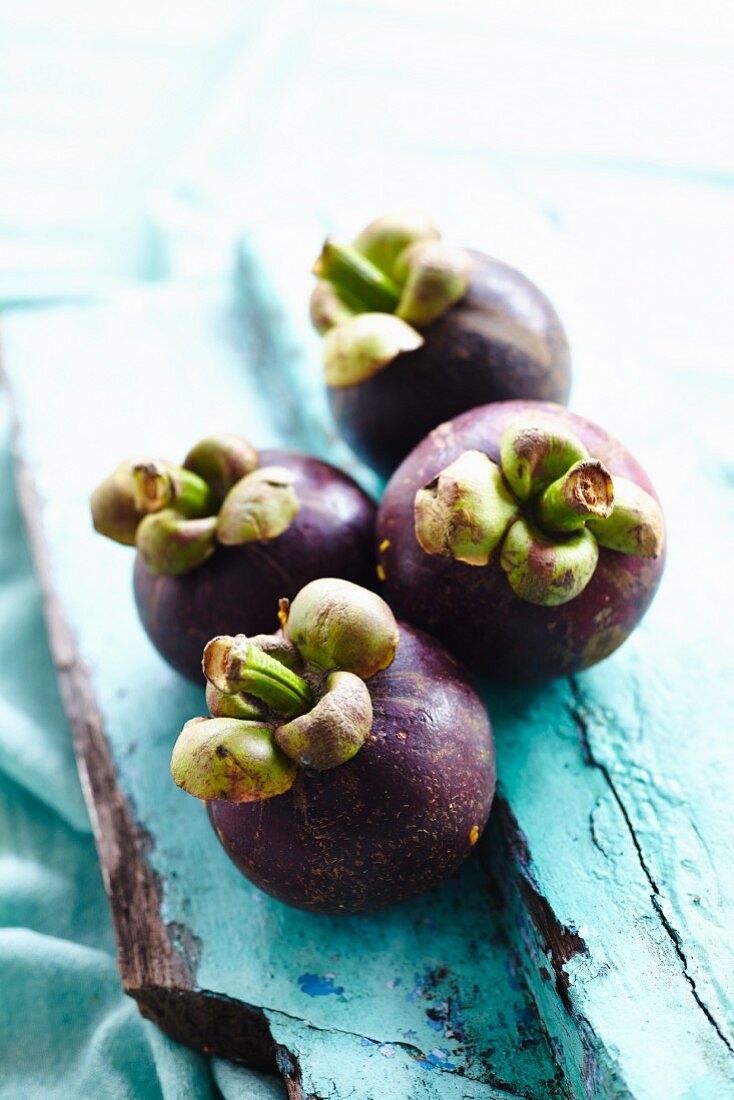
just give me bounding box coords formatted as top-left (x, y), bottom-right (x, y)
top-left (297, 972), bottom-right (344, 997)
top-left (404, 966), bottom-right (472, 1062)
top-left (426, 997), bottom-right (466, 1042)
top-left (414, 1049), bottom-right (456, 1072)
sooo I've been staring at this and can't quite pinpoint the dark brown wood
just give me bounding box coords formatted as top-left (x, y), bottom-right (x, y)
top-left (8, 401), bottom-right (282, 1075)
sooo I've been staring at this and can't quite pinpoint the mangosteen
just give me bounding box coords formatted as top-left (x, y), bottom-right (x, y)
top-left (310, 213), bottom-right (571, 476)
top-left (90, 435), bottom-right (376, 681)
top-left (170, 578), bottom-right (495, 913)
top-left (376, 402), bottom-right (665, 681)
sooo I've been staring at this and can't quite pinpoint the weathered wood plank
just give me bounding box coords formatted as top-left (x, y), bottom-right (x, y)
top-left (3, 284), bottom-right (565, 1100)
top-left (236, 215), bottom-right (734, 1099)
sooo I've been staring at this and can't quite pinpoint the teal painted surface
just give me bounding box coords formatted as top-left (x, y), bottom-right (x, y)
top-left (235, 200), bottom-right (734, 1099)
top-left (4, 285), bottom-right (564, 1100)
top-left (0, 389), bottom-right (269, 1100)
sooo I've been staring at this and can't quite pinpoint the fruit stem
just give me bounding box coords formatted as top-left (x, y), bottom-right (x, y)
top-left (132, 461), bottom-right (216, 518)
top-left (203, 636), bottom-right (314, 719)
top-left (535, 459), bottom-right (614, 533)
top-left (313, 239), bottom-right (402, 314)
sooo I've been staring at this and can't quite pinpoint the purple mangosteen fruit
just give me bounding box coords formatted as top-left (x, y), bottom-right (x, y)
top-left (376, 401), bottom-right (665, 681)
top-left (310, 213), bottom-right (571, 476)
top-left (90, 434), bottom-right (376, 681)
top-left (170, 578), bottom-right (495, 913)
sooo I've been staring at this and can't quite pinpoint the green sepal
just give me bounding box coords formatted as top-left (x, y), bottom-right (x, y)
top-left (500, 421), bottom-right (589, 501)
top-left (205, 682), bottom-right (266, 721)
top-left (353, 213), bottom-right (440, 280)
top-left (171, 717), bottom-right (297, 803)
top-left (275, 670), bottom-right (372, 771)
top-left (309, 280), bottom-right (358, 334)
top-left (414, 450), bottom-right (518, 565)
top-left (586, 476), bottom-right (664, 557)
top-left (284, 578), bottom-right (399, 679)
top-left (183, 435), bottom-right (259, 503)
top-left (216, 467), bottom-right (300, 545)
top-left (500, 517), bottom-right (599, 606)
top-left (395, 241), bottom-right (472, 328)
top-left (90, 459), bottom-right (149, 545)
top-left (135, 511), bottom-right (217, 575)
top-left (322, 312), bottom-right (423, 388)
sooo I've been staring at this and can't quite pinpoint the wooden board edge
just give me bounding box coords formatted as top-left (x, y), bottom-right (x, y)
top-left (481, 798), bottom-right (626, 1099)
top-left (2, 359), bottom-right (292, 1081)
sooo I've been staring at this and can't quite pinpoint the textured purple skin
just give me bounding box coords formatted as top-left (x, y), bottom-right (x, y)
top-left (134, 451), bottom-right (376, 681)
top-left (377, 401), bottom-right (666, 682)
top-left (328, 251), bottom-right (571, 477)
top-left (207, 623), bottom-right (495, 914)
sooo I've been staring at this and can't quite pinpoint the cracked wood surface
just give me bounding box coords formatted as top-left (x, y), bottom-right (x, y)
top-left (3, 284), bottom-right (565, 1100)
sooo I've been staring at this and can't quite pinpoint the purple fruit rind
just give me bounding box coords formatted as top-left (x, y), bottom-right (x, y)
top-left (135, 451), bottom-right (376, 681)
top-left (328, 252), bottom-right (571, 476)
top-left (207, 623), bottom-right (495, 914)
top-left (377, 401), bottom-right (665, 681)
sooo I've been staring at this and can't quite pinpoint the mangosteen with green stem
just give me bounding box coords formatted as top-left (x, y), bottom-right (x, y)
top-left (171, 578), bottom-right (496, 914)
top-left (90, 434), bottom-right (376, 681)
top-left (311, 213), bottom-right (572, 477)
top-left (377, 401), bottom-right (666, 681)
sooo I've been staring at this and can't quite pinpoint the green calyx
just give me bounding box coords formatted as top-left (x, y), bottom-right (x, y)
top-left (415, 450), bottom-right (519, 565)
top-left (282, 578), bottom-right (399, 678)
top-left (500, 421), bottom-right (589, 501)
top-left (217, 467), bottom-right (300, 545)
top-left (132, 462), bottom-right (217, 518)
top-left (275, 671), bottom-right (372, 770)
top-left (171, 717), bottom-right (298, 802)
top-left (394, 240), bottom-right (473, 328)
top-left (414, 418), bottom-right (665, 607)
top-left (586, 476), bottom-right (665, 556)
top-left (500, 518), bottom-right (599, 606)
top-left (90, 436), bottom-right (302, 575)
top-left (322, 313), bottom-right (424, 388)
top-left (136, 511), bottom-right (218, 576)
top-left (311, 214), bottom-right (472, 388)
top-left (172, 580), bottom-right (399, 804)
top-left (184, 435), bottom-right (259, 503)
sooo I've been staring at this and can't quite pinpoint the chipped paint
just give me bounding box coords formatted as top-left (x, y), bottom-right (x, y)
top-left (298, 973), bottom-right (345, 997)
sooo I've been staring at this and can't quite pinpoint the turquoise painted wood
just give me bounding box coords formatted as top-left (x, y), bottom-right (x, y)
top-left (235, 215), bottom-right (734, 1099)
top-left (4, 285), bottom-right (563, 1100)
top-left (6, 189), bottom-right (734, 1096)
